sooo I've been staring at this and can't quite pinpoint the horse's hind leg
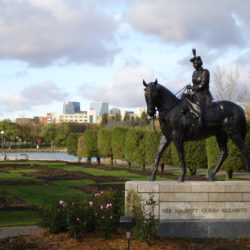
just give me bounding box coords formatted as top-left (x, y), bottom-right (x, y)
top-left (208, 134), bottom-right (228, 181)
top-left (230, 134), bottom-right (250, 172)
top-left (150, 135), bottom-right (170, 181)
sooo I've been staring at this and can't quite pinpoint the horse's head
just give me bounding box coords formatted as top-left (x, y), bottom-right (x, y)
top-left (143, 79), bottom-right (159, 117)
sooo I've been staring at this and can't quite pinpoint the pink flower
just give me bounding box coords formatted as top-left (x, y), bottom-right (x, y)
top-left (57, 209), bottom-right (60, 212)
top-left (100, 191), bottom-right (104, 194)
top-left (110, 216), bottom-right (113, 220)
top-left (76, 218), bottom-right (80, 221)
top-left (95, 193), bottom-right (100, 197)
top-left (72, 202), bottom-right (74, 205)
top-left (106, 203), bottom-right (112, 208)
top-left (100, 205), bottom-right (104, 210)
top-left (89, 201), bottom-right (93, 206)
top-left (63, 202), bottom-right (67, 207)
top-left (59, 200), bottom-right (64, 205)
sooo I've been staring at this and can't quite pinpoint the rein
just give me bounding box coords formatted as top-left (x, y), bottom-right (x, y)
top-left (147, 85), bottom-right (188, 132)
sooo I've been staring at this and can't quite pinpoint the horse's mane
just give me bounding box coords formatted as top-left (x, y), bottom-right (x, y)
top-left (156, 83), bottom-right (179, 101)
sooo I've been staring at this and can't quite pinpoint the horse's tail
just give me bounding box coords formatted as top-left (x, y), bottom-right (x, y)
top-left (233, 103), bottom-right (247, 139)
top-left (218, 101), bottom-right (247, 138)
top-left (240, 111), bottom-right (247, 139)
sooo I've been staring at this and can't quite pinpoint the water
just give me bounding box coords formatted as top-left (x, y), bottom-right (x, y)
top-left (4, 151), bottom-right (81, 161)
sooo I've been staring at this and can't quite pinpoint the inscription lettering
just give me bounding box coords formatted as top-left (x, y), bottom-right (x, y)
top-left (162, 208), bottom-right (248, 214)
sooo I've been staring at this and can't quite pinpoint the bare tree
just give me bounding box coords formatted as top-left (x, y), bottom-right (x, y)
top-left (212, 66), bottom-right (240, 101)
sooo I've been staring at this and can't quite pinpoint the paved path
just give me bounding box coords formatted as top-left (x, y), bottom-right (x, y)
top-left (0, 226), bottom-right (42, 240)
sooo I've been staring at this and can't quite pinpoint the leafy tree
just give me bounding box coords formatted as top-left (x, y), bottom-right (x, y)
top-left (40, 123), bottom-right (57, 147)
top-left (83, 129), bottom-right (100, 164)
top-left (206, 136), bottom-right (246, 179)
top-left (123, 112), bottom-right (131, 121)
top-left (68, 123), bottom-right (87, 133)
top-left (171, 140), bottom-right (207, 175)
top-left (124, 129), bottom-right (146, 169)
top-left (145, 131), bottom-right (172, 172)
top-left (98, 129), bottom-right (113, 166)
top-left (100, 114), bottom-right (109, 128)
top-left (0, 120), bottom-right (19, 146)
top-left (29, 121), bottom-right (43, 146)
top-left (55, 123), bottom-right (70, 146)
top-left (67, 133), bottom-right (81, 161)
top-left (111, 127), bottom-right (128, 161)
top-left (77, 135), bottom-right (85, 160)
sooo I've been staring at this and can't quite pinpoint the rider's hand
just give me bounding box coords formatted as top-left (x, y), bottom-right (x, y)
top-left (186, 85), bottom-right (192, 89)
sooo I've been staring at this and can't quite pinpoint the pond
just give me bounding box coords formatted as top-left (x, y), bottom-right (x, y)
top-left (3, 152), bottom-right (83, 161)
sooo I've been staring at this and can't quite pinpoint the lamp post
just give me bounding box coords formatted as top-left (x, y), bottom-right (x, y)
top-left (1, 131), bottom-right (4, 151)
top-left (120, 216), bottom-right (135, 250)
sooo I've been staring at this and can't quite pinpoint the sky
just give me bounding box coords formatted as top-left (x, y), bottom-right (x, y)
top-left (0, 0), bottom-right (250, 121)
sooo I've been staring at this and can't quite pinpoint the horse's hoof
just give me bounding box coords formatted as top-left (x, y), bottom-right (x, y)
top-left (178, 175), bottom-right (185, 182)
top-left (208, 175), bottom-right (215, 181)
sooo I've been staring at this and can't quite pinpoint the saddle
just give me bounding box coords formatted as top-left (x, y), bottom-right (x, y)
top-left (181, 96), bottom-right (221, 127)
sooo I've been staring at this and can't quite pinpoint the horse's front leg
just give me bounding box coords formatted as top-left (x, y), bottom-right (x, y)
top-left (150, 135), bottom-right (170, 181)
top-left (173, 137), bottom-right (186, 182)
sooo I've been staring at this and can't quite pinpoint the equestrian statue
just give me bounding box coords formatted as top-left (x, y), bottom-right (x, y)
top-left (143, 49), bottom-right (250, 182)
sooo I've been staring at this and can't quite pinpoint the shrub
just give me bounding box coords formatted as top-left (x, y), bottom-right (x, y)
top-left (126, 191), bottom-right (158, 244)
top-left (145, 131), bottom-right (172, 172)
top-left (98, 129), bottom-right (113, 166)
top-left (171, 140), bottom-right (207, 175)
top-left (124, 129), bottom-right (146, 169)
top-left (41, 190), bottom-right (124, 240)
top-left (206, 136), bottom-right (246, 178)
top-left (111, 127), bottom-right (128, 161)
top-left (66, 133), bottom-right (81, 157)
top-left (83, 129), bottom-right (99, 164)
top-left (40, 200), bottom-right (68, 234)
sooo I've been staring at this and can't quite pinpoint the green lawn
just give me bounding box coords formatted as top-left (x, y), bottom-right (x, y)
top-left (0, 161), bottom-right (172, 227)
top-left (1, 161), bottom-right (247, 227)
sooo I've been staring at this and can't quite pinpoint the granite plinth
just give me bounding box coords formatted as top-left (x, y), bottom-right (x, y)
top-left (125, 181), bottom-right (250, 238)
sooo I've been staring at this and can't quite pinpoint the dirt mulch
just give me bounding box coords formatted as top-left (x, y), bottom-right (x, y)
top-left (0, 229), bottom-right (249, 250)
top-left (0, 164), bottom-right (129, 183)
top-left (0, 197), bottom-right (39, 211)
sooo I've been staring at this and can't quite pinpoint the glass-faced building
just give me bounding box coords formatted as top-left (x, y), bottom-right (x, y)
top-left (63, 101), bottom-right (80, 114)
top-left (90, 102), bottom-right (109, 117)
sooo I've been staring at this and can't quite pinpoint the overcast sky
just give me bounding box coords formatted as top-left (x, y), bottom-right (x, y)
top-left (0, 0), bottom-right (250, 120)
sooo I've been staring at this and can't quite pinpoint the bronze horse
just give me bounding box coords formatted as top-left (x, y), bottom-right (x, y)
top-left (143, 79), bottom-right (250, 181)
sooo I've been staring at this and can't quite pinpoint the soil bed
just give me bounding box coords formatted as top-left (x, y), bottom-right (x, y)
top-left (0, 197), bottom-right (39, 211)
top-left (0, 229), bottom-right (249, 250)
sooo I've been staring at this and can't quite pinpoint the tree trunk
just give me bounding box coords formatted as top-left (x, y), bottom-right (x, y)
top-left (97, 157), bottom-right (101, 165)
top-left (189, 168), bottom-right (197, 176)
top-left (142, 164), bottom-right (145, 171)
top-left (110, 157), bottom-right (113, 166)
top-left (161, 164), bottom-right (164, 172)
top-left (128, 162), bottom-right (131, 168)
top-left (226, 169), bottom-right (233, 179)
top-left (87, 157), bottom-right (91, 164)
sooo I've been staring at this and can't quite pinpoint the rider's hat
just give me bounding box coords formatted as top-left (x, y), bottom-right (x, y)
top-left (190, 48), bottom-right (202, 64)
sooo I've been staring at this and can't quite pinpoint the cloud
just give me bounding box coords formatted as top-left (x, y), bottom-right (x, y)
top-left (126, 0), bottom-right (250, 50)
top-left (89, 64), bottom-right (155, 108)
top-left (0, 0), bottom-right (119, 66)
top-left (0, 81), bottom-right (68, 112)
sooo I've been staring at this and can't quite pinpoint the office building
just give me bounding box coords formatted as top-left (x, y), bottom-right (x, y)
top-left (63, 101), bottom-right (80, 114)
top-left (90, 102), bottom-right (109, 117)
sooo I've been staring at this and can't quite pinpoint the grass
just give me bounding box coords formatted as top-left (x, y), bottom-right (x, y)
top-left (0, 211), bottom-right (40, 227)
top-left (1, 161), bottom-right (249, 227)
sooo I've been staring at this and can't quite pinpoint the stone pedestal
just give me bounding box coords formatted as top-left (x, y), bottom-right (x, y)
top-left (125, 181), bottom-right (250, 238)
